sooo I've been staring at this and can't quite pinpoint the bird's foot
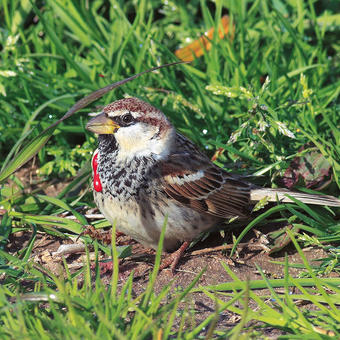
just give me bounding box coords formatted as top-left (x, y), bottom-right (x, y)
top-left (160, 241), bottom-right (189, 273)
top-left (94, 260), bottom-right (116, 275)
top-left (94, 259), bottom-right (150, 280)
top-left (80, 225), bottom-right (125, 245)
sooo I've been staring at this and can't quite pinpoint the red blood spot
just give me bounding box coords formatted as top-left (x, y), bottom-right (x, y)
top-left (92, 153), bottom-right (102, 192)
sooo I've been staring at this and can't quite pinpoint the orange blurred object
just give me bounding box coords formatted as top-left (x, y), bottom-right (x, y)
top-left (175, 15), bottom-right (234, 62)
top-left (211, 147), bottom-right (225, 162)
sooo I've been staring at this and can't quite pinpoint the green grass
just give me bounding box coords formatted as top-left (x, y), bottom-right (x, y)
top-left (0, 0), bottom-right (340, 338)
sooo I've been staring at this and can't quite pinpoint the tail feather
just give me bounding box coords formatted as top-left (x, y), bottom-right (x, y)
top-left (250, 188), bottom-right (340, 207)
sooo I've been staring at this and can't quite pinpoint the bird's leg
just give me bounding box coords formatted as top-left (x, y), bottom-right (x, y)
top-left (95, 260), bottom-right (119, 275)
top-left (80, 226), bottom-right (128, 275)
top-left (160, 241), bottom-right (190, 272)
top-left (80, 225), bottom-right (125, 245)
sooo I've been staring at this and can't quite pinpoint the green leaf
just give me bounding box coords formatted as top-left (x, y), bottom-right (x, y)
top-left (36, 194), bottom-right (88, 226)
top-left (0, 127), bottom-right (55, 183)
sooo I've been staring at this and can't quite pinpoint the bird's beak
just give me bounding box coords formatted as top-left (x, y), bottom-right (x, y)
top-left (86, 112), bottom-right (120, 134)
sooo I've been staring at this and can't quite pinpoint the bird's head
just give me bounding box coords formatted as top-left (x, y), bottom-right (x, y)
top-left (86, 97), bottom-right (176, 161)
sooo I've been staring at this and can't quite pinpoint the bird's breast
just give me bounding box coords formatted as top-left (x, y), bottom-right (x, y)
top-left (94, 150), bottom-right (153, 199)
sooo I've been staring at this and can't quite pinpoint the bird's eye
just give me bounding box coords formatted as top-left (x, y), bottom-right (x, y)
top-left (122, 113), bottom-right (133, 124)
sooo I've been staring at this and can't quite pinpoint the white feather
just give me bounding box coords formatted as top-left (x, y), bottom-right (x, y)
top-left (114, 122), bottom-right (175, 163)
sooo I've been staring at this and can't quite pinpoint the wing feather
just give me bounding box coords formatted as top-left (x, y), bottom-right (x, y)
top-left (160, 148), bottom-right (252, 218)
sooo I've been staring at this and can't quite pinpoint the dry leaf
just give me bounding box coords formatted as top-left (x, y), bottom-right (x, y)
top-left (175, 15), bottom-right (234, 62)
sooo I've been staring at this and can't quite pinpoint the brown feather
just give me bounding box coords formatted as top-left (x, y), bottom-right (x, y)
top-left (189, 199), bottom-right (209, 213)
top-left (160, 142), bottom-right (253, 218)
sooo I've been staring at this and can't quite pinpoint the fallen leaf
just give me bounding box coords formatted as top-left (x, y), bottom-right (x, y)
top-left (282, 145), bottom-right (332, 189)
top-left (175, 15), bottom-right (234, 62)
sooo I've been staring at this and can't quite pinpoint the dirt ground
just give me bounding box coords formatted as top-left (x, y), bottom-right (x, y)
top-left (6, 224), bottom-right (334, 336)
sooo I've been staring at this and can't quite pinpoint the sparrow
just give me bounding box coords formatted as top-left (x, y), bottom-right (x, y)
top-left (86, 97), bottom-right (340, 265)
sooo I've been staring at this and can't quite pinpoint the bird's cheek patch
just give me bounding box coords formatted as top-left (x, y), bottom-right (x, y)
top-left (92, 153), bottom-right (103, 192)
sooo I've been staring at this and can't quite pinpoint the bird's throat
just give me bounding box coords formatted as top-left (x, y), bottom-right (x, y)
top-left (98, 134), bottom-right (117, 153)
top-left (93, 135), bottom-right (118, 193)
top-left (95, 133), bottom-right (160, 199)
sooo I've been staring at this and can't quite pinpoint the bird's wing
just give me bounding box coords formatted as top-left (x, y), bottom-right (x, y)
top-left (160, 153), bottom-right (252, 218)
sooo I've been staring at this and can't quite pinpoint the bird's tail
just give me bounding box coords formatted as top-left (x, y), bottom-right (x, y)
top-left (250, 188), bottom-right (340, 207)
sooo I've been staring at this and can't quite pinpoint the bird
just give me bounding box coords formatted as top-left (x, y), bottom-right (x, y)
top-left (86, 97), bottom-right (340, 268)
